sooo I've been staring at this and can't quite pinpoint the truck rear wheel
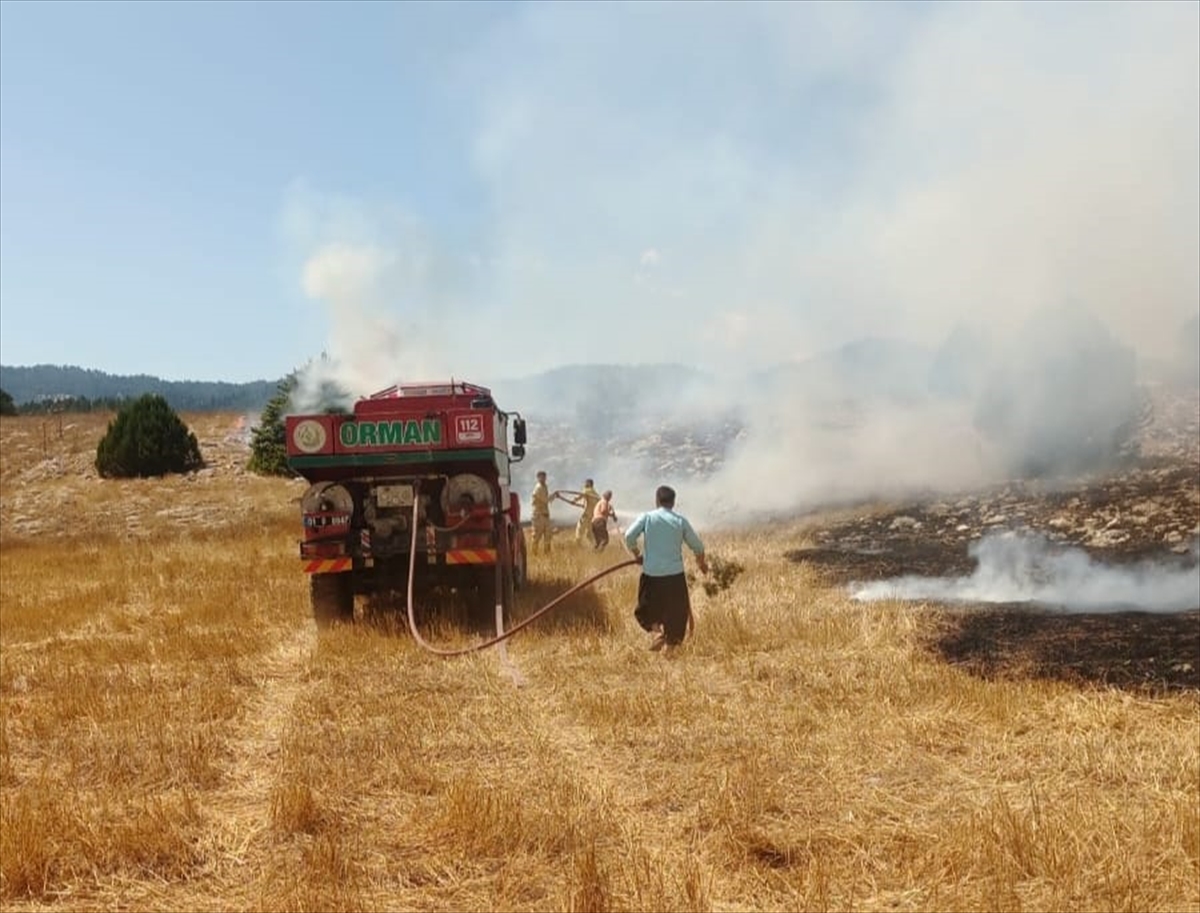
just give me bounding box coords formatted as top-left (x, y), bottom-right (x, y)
top-left (311, 573), bottom-right (353, 628)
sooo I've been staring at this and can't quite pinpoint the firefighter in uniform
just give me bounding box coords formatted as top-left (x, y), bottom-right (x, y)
top-left (573, 479), bottom-right (602, 546)
top-left (530, 470), bottom-right (553, 554)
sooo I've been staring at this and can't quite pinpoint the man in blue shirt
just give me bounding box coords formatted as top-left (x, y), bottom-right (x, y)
top-left (623, 485), bottom-right (709, 652)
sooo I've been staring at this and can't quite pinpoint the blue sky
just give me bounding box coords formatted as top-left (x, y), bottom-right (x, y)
top-left (1, 0), bottom-right (1196, 389)
top-left (1, 0), bottom-right (499, 381)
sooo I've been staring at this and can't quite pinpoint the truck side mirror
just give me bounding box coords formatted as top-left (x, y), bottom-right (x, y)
top-left (513, 417), bottom-right (527, 446)
top-left (511, 443), bottom-right (526, 461)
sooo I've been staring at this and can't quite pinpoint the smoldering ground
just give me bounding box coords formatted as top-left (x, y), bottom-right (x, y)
top-left (851, 531), bottom-right (1200, 614)
top-left (279, 1), bottom-right (1199, 529)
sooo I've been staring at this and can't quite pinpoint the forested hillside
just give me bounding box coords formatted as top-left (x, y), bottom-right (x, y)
top-left (0, 365), bottom-right (278, 412)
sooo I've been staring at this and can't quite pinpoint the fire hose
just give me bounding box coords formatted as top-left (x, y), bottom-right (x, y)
top-left (402, 483), bottom-right (639, 658)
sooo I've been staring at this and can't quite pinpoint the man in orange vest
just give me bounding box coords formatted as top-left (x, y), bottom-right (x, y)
top-left (590, 490), bottom-right (618, 550)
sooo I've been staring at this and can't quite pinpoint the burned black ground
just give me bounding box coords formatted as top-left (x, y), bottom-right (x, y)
top-left (787, 457), bottom-right (1200, 695)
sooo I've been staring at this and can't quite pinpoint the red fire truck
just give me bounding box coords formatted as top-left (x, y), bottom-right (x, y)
top-left (285, 380), bottom-right (529, 627)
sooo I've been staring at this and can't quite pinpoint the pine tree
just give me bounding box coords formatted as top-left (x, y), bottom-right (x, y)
top-left (0, 388), bottom-right (16, 416)
top-left (95, 394), bottom-right (204, 478)
top-left (247, 357), bottom-right (351, 478)
top-left (247, 374), bottom-right (298, 477)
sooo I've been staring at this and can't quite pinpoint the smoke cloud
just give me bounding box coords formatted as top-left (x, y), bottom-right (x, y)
top-left (281, 1), bottom-right (1199, 525)
top-left (850, 531), bottom-right (1200, 614)
top-left (279, 184), bottom-right (478, 412)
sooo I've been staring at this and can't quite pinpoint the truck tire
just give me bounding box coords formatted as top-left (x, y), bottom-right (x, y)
top-left (311, 573), bottom-right (353, 628)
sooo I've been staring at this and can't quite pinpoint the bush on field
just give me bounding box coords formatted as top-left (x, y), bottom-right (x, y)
top-left (95, 393), bottom-right (204, 478)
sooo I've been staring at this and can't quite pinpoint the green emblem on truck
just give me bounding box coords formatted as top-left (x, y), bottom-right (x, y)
top-left (339, 419), bottom-right (442, 448)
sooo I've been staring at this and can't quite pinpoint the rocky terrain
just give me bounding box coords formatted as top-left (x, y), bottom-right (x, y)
top-left (516, 413), bottom-right (743, 492)
top-left (521, 376), bottom-right (1196, 483)
top-left (787, 461), bottom-right (1200, 581)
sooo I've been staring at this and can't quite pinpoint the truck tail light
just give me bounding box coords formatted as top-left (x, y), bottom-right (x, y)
top-left (301, 540), bottom-right (346, 559)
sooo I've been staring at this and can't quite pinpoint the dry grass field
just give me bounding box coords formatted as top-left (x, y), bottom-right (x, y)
top-left (1, 411), bottom-right (1197, 912)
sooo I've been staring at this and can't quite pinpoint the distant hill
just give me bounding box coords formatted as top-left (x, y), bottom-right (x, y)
top-left (752, 336), bottom-right (936, 406)
top-left (0, 364), bottom-right (280, 413)
top-left (491, 362), bottom-right (731, 428)
top-left (7, 314), bottom-right (1192, 421)
top-left (0, 340), bottom-right (975, 420)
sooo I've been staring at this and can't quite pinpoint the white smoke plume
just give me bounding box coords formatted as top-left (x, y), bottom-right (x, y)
top-left (850, 531), bottom-right (1200, 614)
top-left (279, 184), bottom-right (484, 413)
top-left (279, 1), bottom-right (1199, 525)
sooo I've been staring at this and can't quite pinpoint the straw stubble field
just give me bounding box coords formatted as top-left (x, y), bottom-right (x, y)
top-left (1, 412), bottom-right (1197, 912)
